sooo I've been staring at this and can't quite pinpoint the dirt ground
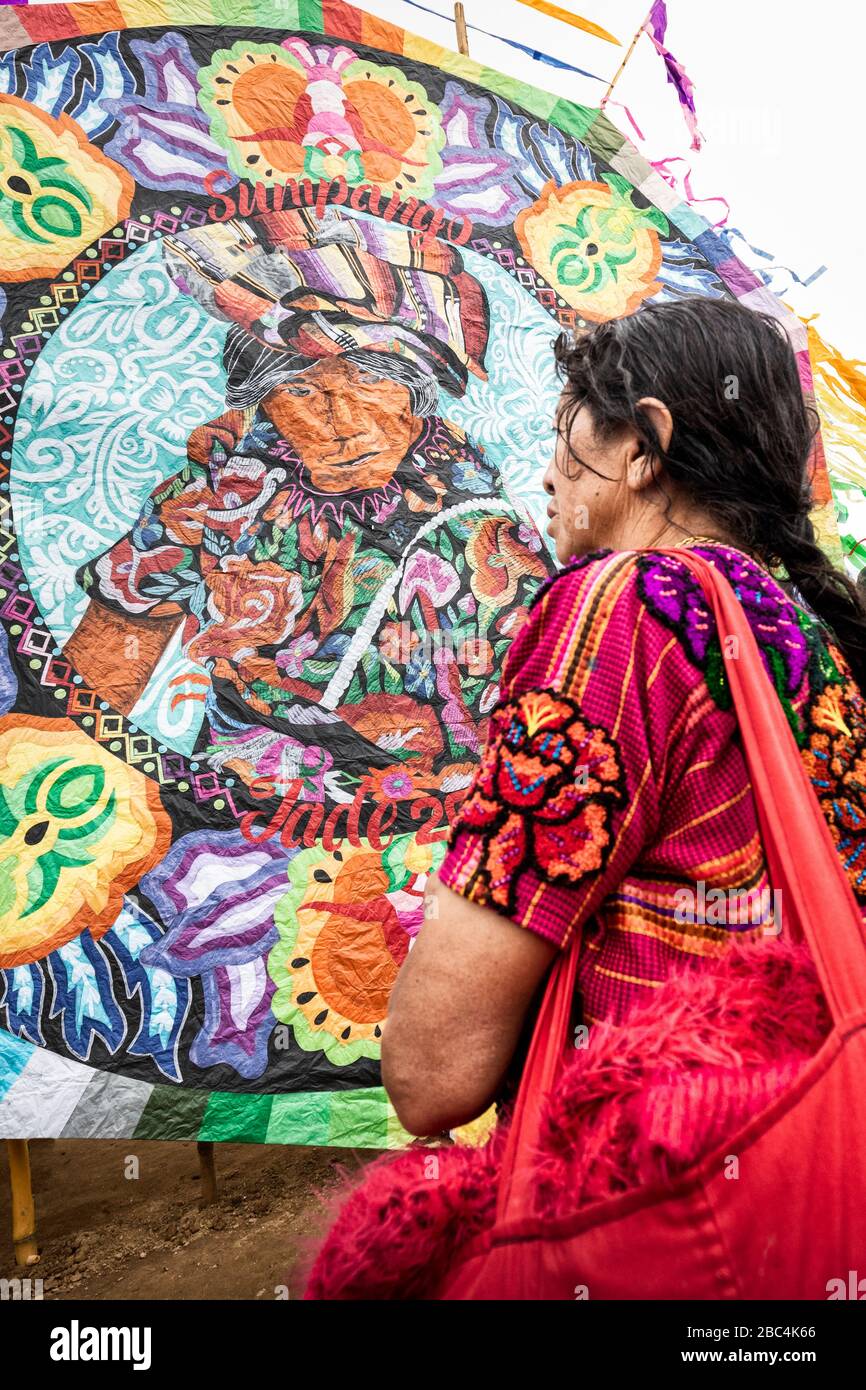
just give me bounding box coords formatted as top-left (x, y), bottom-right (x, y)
top-left (0, 1137), bottom-right (369, 1300)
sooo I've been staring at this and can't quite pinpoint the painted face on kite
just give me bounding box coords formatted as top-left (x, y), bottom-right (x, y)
top-left (262, 357), bottom-right (423, 494)
top-left (61, 207), bottom-right (497, 744)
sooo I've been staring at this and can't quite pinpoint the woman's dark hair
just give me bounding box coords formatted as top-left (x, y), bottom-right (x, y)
top-left (553, 296), bottom-right (866, 688)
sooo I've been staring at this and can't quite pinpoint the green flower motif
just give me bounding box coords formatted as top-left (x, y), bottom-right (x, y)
top-left (0, 123), bottom-right (93, 245)
top-left (548, 174), bottom-right (668, 291)
top-left (0, 721), bottom-right (170, 969)
top-left (517, 171), bottom-right (669, 320)
top-left (0, 758), bottom-right (116, 921)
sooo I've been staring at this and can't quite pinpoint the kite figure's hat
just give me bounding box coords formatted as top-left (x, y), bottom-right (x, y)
top-left (162, 207), bottom-right (489, 405)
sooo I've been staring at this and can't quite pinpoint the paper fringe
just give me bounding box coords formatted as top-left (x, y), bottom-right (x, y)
top-left (723, 226), bottom-right (827, 291)
top-left (651, 155), bottom-right (730, 226)
top-left (802, 317), bottom-right (866, 564)
top-left (648, 158), bottom-right (827, 298)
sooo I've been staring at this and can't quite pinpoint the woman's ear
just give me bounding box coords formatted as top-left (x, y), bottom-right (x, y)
top-left (624, 397), bottom-right (674, 492)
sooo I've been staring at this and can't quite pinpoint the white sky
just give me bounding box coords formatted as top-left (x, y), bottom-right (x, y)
top-left (21, 0), bottom-right (866, 360)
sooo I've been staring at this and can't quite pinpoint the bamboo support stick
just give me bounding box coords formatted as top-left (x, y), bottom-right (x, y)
top-left (454, 3), bottom-right (469, 56)
top-left (600, 9), bottom-right (649, 109)
top-left (196, 1141), bottom-right (218, 1206)
top-left (7, 1140), bottom-right (39, 1266)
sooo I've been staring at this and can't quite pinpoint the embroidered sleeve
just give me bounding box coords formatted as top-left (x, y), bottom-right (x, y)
top-left (74, 412), bottom-right (245, 619)
top-left (437, 551), bottom-right (693, 948)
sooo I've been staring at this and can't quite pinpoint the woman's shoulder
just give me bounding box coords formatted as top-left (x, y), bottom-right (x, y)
top-left (526, 546), bottom-right (638, 616)
top-left (523, 541), bottom-right (838, 725)
top-left (529, 540), bottom-right (807, 637)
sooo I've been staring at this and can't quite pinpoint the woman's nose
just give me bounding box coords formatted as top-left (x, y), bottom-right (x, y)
top-left (542, 458), bottom-right (556, 496)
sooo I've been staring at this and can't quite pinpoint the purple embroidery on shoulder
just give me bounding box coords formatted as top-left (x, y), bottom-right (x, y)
top-left (636, 545), bottom-right (810, 695)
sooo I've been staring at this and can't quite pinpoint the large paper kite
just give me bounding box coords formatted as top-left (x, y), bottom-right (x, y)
top-left (0, 0), bottom-right (838, 1148)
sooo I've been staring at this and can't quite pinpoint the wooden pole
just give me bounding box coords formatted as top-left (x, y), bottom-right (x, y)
top-left (196, 1141), bottom-right (218, 1206)
top-left (600, 9), bottom-right (649, 110)
top-left (7, 1140), bottom-right (39, 1266)
top-left (454, 3), bottom-right (469, 56)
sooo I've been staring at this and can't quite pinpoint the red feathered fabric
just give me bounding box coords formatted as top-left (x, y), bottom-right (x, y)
top-left (302, 935), bottom-right (829, 1300)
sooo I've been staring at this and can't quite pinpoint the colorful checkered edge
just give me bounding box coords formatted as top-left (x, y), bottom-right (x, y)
top-left (0, 1028), bottom-right (411, 1147)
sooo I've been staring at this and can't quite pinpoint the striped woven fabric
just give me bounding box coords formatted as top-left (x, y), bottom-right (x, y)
top-left (161, 208), bottom-right (489, 397)
top-left (438, 543), bottom-right (866, 1025)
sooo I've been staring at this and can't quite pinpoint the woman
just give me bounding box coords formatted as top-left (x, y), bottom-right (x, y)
top-left (382, 296), bottom-right (866, 1137)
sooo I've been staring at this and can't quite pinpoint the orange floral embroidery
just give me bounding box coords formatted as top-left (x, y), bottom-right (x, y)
top-left (802, 673), bottom-right (866, 896)
top-left (452, 688), bottom-right (625, 911)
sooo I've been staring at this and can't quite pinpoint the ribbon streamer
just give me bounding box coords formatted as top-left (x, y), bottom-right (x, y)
top-left (644, 1), bottom-right (703, 151)
top-left (514, 0), bottom-right (620, 46)
top-left (401, 0), bottom-right (605, 79)
top-left (601, 97), bottom-right (647, 143)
